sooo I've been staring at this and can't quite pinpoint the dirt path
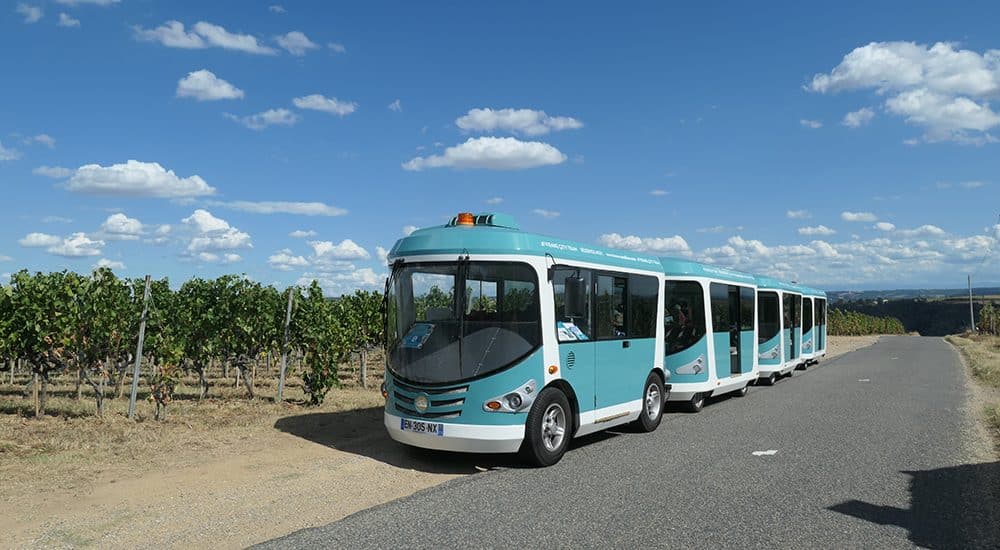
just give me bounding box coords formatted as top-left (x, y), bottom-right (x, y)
top-left (824, 335), bottom-right (880, 360)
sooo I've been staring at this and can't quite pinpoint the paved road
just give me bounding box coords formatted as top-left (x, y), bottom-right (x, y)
top-left (260, 337), bottom-right (1000, 549)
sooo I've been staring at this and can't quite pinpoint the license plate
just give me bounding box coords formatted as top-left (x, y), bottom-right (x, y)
top-left (400, 418), bottom-right (444, 436)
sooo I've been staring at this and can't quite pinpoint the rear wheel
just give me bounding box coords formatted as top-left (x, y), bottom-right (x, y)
top-left (735, 383), bottom-right (750, 397)
top-left (634, 372), bottom-right (664, 432)
top-left (520, 387), bottom-right (572, 467)
top-left (685, 392), bottom-right (706, 413)
top-left (763, 373), bottom-right (777, 386)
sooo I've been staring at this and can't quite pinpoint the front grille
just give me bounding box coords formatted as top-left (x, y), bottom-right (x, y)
top-left (395, 403), bottom-right (461, 419)
top-left (394, 381), bottom-right (469, 395)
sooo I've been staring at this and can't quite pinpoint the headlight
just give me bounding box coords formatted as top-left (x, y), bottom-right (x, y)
top-left (483, 379), bottom-right (536, 413)
top-left (505, 393), bottom-right (522, 409)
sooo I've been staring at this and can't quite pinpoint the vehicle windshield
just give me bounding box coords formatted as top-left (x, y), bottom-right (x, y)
top-left (386, 261), bottom-right (541, 385)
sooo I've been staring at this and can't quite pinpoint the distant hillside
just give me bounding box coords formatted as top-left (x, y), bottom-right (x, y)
top-left (828, 287), bottom-right (1000, 304)
top-left (835, 297), bottom-right (1000, 336)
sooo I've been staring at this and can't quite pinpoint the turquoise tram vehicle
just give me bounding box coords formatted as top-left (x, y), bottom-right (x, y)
top-left (800, 286), bottom-right (828, 364)
top-left (754, 276), bottom-right (800, 385)
top-left (661, 259), bottom-right (757, 412)
top-left (382, 213), bottom-right (668, 466)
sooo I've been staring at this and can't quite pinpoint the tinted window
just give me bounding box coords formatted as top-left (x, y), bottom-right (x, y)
top-left (596, 274), bottom-right (628, 339)
top-left (629, 274), bottom-right (658, 339)
top-left (740, 287), bottom-right (755, 331)
top-left (803, 298), bottom-right (813, 332)
top-left (817, 299), bottom-right (826, 326)
top-left (792, 294), bottom-right (802, 328)
top-left (710, 283), bottom-right (730, 333)
top-left (552, 268), bottom-right (592, 342)
top-left (758, 291), bottom-right (780, 342)
top-left (664, 280), bottom-right (707, 355)
top-left (782, 294), bottom-right (792, 330)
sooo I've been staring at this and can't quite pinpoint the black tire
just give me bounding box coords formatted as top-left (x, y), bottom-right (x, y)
top-left (685, 392), bottom-right (706, 413)
top-left (634, 372), bottom-right (665, 432)
top-left (784, 368), bottom-right (794, 378)
top-left (763, 373), bottom-right (777, 386)
top-left (520, 387), bottom-right (572, 467)
top-left (735, 383), bottom-right (749, 397)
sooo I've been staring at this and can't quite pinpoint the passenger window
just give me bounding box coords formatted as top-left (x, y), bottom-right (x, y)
top-left (664, 280), bottom-right (706, 355)
top-left (596, 274), bottom-right (628, 339)
top-left (803, 299), bottom-right (813, 332)
top-left (782, 294), bottom-right (792, 330)
top-left (629, 275), bottom-right (658, 339)
top-left (758, 292), bottom-right (780, 343)
top-left (552, 268), bottom-right (592, 342)
top-left (710, 283), bottom-right (730, 333)
top-left (740, 287), bottom-right (755, 331)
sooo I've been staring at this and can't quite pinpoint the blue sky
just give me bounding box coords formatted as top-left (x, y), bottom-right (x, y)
top-left (2, 0), bottom-right (999, 293)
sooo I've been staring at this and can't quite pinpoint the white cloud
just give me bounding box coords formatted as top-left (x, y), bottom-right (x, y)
top-left (269, 5), bottom-right (286, 13)
top-left (147, 224), bottom-right (172, 245)
top-left (99, 213), bottom-right (144, 240)
top-left (292, 94), bottom-right (358, 116)
top-left (376, 246), bottom-right (389, 264)
top-left (19, 233), bottom-right (61, 248)
top-left (786, 209), bottom-right (811, 219)
top-left (842, 107), bottom-right (875, 128)
top-left (598, 233), bottom-right (692, 255)
top-left (94, 258), bottom-right (125, 270)
top-left (56, 0), bottom-right (119, 5)
top-left (57, 13), bottom-right (80, 27)
top-left (328, 42), bottom-right (346, 54)
top-left (486, 197), bottom-right (504, 205)
top-left (961, 181), bottom-right (986, 189)
top-left (874, 222), bottom-right (896, 232)
top-left (402, 225), bottom-right (418, 236)
top-left (268, 249), bottom-right (309, 271)
top-left (30, 134), bottom-right (56, 148)
top-left (217, 200), bottom-right (347, 216)
top-left (66, 160), bottom-right (215, 198)
top-left (388, 99), bottom-right (402, 112)
top-left (0, 256), bottom-right (11, 262)
top-left (0, 141), bottom-right (22, 161)
top-left (224, 253), bottom-right (243, 264)
top-left (841, 211), bottom-right (878, 222)
top-left (798, 225), bottom-right (837, 236)
top-left (225, 108), bottom-right (299, 130)
top-left (33, 166), bottom-right (72, 178)
top-left (808, 41), bottom-right (1000, 143)
top-left (176, 69), bottom-right (244, 101)
top-left (297, 268), bottom-right (383, 296)
top-left (800, 119), bottom-right (822, 129)
top-left (649, 189), bottom-right (669, 196)
top-left (455, 108), bottom-right (583, 136)
top-left (289, 229), bottom-right (317, 238)
top-left (41, 216), bottom-right (72, 224)
top-left (533, 209), bottom-right (560, 219)
top-left (403, 137), bottom-right (566, 171)
top-left (308, 239), bottom-right (370, 261)
top-left (16, 4), bottom-right (42, 23)
top-left (181, 209), bottom-right (252, 252)
top-left (276, 31), bottom-right (318, 56)
top-left (134, 21), bottom-right (277, 55)
top-left (895, 224), bottom-right (946, 238)
top-left (48, 233), bottom-right (104, 258)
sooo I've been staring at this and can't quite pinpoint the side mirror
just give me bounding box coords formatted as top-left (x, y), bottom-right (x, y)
top-left (564, 275), bottom-right (587, 318)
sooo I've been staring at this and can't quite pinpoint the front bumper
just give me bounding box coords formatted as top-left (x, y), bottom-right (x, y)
top-left (384, 412), bottom-right (525, 454)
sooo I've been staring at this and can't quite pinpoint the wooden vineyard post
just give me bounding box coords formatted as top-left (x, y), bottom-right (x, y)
top-left (277, 287), bottom-right (294, 402)
top-left (128, 275), bottom-right (152, 420)
top-left (32, 371), bottom-right (39, 417)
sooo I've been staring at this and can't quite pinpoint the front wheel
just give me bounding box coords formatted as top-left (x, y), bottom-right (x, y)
top-left (634, 372), bottom-right (665, 432)
top-left (520, 387), bottom-right (572, 467)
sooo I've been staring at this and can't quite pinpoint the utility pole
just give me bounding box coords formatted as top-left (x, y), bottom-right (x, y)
top-left (277, 287), bottom-right (294, 402)
top-left (128, 275), bottom-right (152, 420)
top-left (969, 274), bottom-right (976, 333)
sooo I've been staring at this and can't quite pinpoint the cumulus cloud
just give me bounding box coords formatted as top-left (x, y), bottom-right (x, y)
top-left (456, 108), bottom-right (583, 136)
top-left (786, 209), bottom-right (811, 219)
top-left (842, 107), bottom-right (875, 128)
top-left (297, 268), bottom-right (383, 296)
top-left (798, 225), bottom-right (837, 236)
top-left (19, 233), bottom-right (61, 248)
top-left (598, 233), bottom-right (691, 255)
top-left (874, 222), bottom-right (896, 232)
top-left (328, 42), bottom-right (346, 54)
top-left (800, 119), bottom-right (822, 129)
top-left (276, 31), bottom-right (318, 56)
top-left (94, 258), bottom-right (125, 270)
top-left (33, 166), bottom-right (72, 178)
top-left (388, 99), bottom-right (402, 112)
top-left (56, 0), bottom-right (119, 5)
top-left (808, 41), bottom-right (1000, 143)
top-left (308, 239), bottom-right (370, 261)
top-left (403, 137), bottom-right (566, 171)
top-left (134, 20), bottom-right (277, 55)
top-left (16, 4), bottom-right (42, 23)
top-left (99, 213), bottom-right (144, 240)
top-left (41, 216), bottom-right (72, 224)
top-left (176, 69), bottom-right (244, 101)
top-left (57, 12), bottom-right (80, 27)
top-left (533, 209), bottom-right (560, 219)
top-left (48, 233), bottom-right (104, 258)
top-left (66, 160), bottom-right (215, 198)
top-left (698, 225), bottom-right (743, 234)
top-left (292, 94), bottom-right (358, 116)
top-left (181, 209), bottom-right (252, 252)
top-left (268, 249), bottom-right (309, 271)
top-left (402, 225), bottom-right (418, 236)
top-left (376, 246), bottom-right (389, 264)
top-left (841, 211), bottom-right (878, 222)
top-left (289, 229), bottom-right (317, 238)
top-left (224, 108), bottom-right (299, 130)
top-left (30, 134), bottom-right (56, 148)
top-left (217, 200), bottom-right (347, 216)
top-left (0, 141), bottom-right (22, 161)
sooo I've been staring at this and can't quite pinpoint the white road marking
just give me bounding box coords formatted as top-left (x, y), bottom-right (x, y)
top-left (859, 379), bottom-right (871, 382)
top-left (752, 450), bottom-right (778, 456)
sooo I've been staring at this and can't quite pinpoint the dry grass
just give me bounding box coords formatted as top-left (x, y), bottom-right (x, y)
top-left (0, 358), bottom-right (386, 496)
top-left (945, 333), bottom-right (1000, 452)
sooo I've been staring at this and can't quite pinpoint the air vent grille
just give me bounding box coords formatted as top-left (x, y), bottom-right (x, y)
top-left (566, 351), bottom-right (575, 369)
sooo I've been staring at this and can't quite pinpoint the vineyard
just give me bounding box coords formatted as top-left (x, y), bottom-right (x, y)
top-left (828, 307), bottom-right (906, 336)
top-left (0, 268), bottom-right (385, 421)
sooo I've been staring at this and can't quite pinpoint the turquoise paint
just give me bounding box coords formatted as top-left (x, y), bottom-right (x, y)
top-left (596, 337), bottom-right (655, 409)
top-left (559, 341), bottom-right (595, 413)
top-left (385, 349), bottom-right (545, 426)
top-left (713, 332), bottom-right (734, 379)
top-left (759, 333), bottom-right (782, 366)
top-left (792, 327), bottom-right (802, 360)
top-left (803, 328), bottom-right (814, 355)
top-left (661, 257), bottom-right (756, 285)
top-left (739, 330), bottom-right (754, 372)
top-left (784, 328), bottom-right (794, 361)
top-left (665, 335), bottom-right (710, 383)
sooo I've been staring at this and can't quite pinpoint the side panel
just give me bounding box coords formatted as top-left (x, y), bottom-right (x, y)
top-left (665, 335), bottom-right (710, 383)
top-left (758, 333), bottom-right (782, 365)
top-left (559, 342), bottom-right (595, 413)
top-left (713, 332), bottom-right (733, 380)
top-left (596, 338), bottom-right (655, 409)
